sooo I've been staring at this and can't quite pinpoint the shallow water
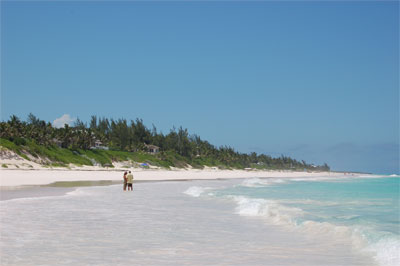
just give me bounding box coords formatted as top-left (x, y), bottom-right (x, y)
top-left (204, 175), bottom-right (399, 266)
top-left (0, 177), bottom-right (393, 265)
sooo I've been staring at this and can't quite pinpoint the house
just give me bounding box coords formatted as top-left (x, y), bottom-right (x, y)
top-left (91, 140), bottom-right (109, 150)
top-left (94, 140), bottom-right (102, 148)
top-left (145, 144), bottom-right (160, 154)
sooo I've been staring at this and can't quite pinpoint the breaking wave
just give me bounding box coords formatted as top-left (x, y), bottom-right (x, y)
top-left (240, 178), bottom-right (286, 187)
top-left (227, 195), bottom-right (399, 266)
top-left (183, 186), bottom-right (209, 197)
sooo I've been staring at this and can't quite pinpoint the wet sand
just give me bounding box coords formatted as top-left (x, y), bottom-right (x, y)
top-left (0, 180), bottom-right (121, 201)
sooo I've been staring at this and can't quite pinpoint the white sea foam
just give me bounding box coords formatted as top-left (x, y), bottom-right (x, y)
top-left (231, 196), bottom-right (354, 238)
top-left (232, 196), bottom-right (304, 225)
top-left (1, 187), bottom-right (84, 203)
top-left (290, 176), bottom-right (343, 182)
top-left (228, 195), bottom-right (400, 266)
top-left (65, 188), bottom-right (91, 197)
top-left (240, 178), bottom-right (286, 187)
top-left (183, 186), bottom-right (208, 197)
top-left (299, 220), bottom-right (355, 239)
top-left (367, 237), bottom-right (400, 266)
top-left (1, 186), bottom-right (102, 203)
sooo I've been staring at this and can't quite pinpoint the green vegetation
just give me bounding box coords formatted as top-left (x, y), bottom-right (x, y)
top-left (2, 164), bottom-right (8, 168)
top-left (0, 114), bottom-right (330, 171)
top-left (0, 138), bottom-right (170, 168)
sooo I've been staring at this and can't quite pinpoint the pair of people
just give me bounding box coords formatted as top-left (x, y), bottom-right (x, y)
top-left (123, 171), bottom-right (134, 191)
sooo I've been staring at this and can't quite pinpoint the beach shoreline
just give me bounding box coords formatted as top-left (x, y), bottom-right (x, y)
top-left (0, 168), bottom-right (364, 187)
top-left (0, 147), bottom-right (371, 188)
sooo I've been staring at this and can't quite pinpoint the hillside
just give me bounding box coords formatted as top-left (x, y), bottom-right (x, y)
top-left (0, 114), bottom-right (330, 171)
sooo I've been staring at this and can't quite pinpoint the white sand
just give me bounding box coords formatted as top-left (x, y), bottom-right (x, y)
top-left (0, 168), bottom-right (354, 187)
top-left (0, 148), bottom-right (360, 187)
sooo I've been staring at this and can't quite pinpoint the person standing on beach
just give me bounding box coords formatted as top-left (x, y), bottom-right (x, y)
top-left (123, 172), bottom-right (128, 191)
top-left (126, 171), bottom-right (134, 191)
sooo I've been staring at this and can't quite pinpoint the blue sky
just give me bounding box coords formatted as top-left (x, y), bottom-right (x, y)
top-left (1, 2), bottom-right (399, 174)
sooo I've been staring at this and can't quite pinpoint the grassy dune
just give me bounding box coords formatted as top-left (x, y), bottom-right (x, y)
top-left (0, 138), bottom-right (180, 168)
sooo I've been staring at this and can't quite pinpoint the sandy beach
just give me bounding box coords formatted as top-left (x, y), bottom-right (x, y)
top-left (0, 167), bottom-right (352, 187)
top-left (0, 139), bottom-right (364, 188)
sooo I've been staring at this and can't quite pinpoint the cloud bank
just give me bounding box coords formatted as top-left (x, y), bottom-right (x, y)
top-left (53, 114), bottom-right (75, 128)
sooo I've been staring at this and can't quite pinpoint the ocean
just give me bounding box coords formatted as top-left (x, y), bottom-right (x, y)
top-left (1, 175), bottom-right (398, 266)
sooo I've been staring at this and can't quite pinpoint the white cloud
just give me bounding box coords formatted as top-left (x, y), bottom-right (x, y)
top-left (53, 114), bottom-right (75, 128)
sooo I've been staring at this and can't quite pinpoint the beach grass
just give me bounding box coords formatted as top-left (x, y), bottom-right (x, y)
top-left (0, 138), bottom-right (30, 160)
top-left (0, 138), bottom-right (184, 168)
top-left (2, 138), bottom-right (293, 170)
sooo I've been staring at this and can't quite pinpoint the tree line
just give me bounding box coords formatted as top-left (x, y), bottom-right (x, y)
top-left (0, 114), bottom-right (330, 171)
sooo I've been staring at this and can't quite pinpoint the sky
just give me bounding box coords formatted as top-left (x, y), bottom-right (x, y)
top-left (1, 1), bottom-right (399, 174)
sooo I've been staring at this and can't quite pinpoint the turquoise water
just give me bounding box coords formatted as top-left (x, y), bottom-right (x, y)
top-left (208, 176), bottom-right (400, 266)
